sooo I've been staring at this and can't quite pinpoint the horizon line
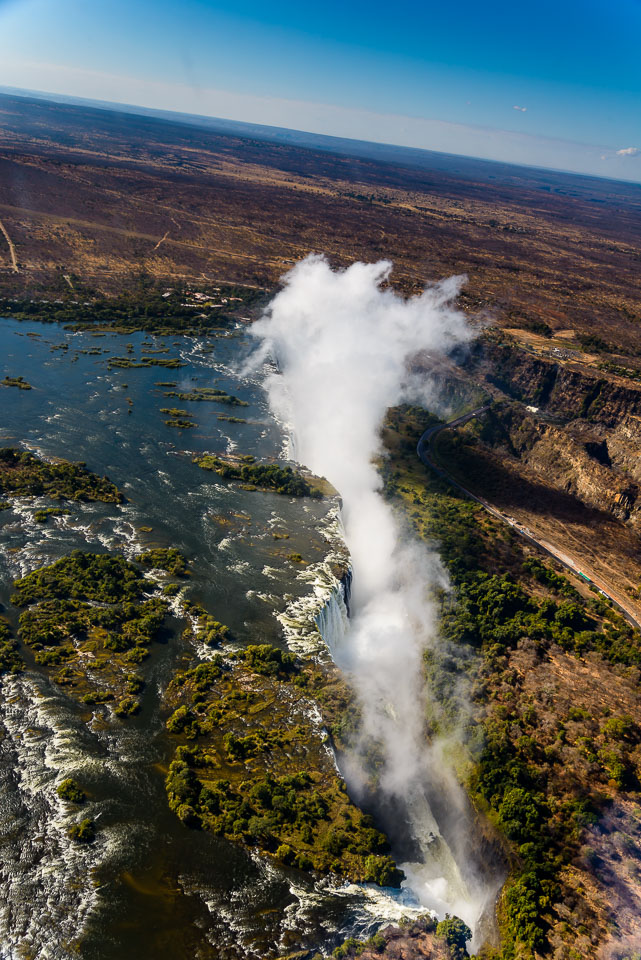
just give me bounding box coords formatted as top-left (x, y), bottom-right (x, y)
top-left (2, 83), bottom-right (641, 191)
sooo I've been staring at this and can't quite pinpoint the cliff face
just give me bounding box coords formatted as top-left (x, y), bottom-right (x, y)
top-left (479, 404), bottom-right (641, 527)
top-left (481, 342), bottom-right (641, 426)
top-left (330, 920), bottom-right (451, 960)
top-left (471, 343), bottom-right (641, 529)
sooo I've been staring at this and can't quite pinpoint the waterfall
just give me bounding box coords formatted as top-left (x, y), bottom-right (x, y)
top-left (250, 255), bottom-right (502, 944)
top-left (314, 572), bottom-right (350, 659)
top-left (311, 546), bottom-right (493, 942)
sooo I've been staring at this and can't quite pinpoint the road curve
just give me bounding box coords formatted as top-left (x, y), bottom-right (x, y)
top-left (417, 407), bottom-right (641, 632)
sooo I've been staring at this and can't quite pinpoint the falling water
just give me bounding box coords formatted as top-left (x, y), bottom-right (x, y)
top-left (249, 254), bottom-right (499, 938)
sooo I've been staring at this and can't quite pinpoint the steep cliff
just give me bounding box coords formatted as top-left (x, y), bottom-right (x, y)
top-left (461, 340), bottom-right (641, 531)
top-left (477, 403), bottom-right (641, 528)
top-left (481, 341), bottom-right (641, 426)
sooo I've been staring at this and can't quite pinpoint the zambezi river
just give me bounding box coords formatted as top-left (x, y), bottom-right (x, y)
top-left (0, 318), bottom-right (425, 960)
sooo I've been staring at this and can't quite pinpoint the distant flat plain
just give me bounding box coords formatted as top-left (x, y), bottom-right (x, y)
top-left (0, 91), bottom-right (640, 353)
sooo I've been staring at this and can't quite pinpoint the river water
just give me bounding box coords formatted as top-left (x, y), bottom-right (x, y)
top-left (0, 319), bottom-right (427, 960)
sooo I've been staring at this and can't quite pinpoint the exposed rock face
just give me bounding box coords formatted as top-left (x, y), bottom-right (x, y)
top-left (481, 341), bottom-right (641, 426)
top-left (341, 920), bottom-right (451, 960)
top-left (469, 343), bottom-right (641, 530)
top-left (477, 404), bottom-right (641, 528)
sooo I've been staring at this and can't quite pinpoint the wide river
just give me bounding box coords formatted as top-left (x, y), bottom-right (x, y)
top-left (0, 318), bottom-right (422, 960)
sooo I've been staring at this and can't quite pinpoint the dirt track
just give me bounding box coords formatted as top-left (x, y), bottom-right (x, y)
top-left (0, 217), bottom-right (18, 272)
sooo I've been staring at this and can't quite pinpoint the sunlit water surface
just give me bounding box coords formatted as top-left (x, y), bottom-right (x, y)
top-left (0, 319), bottom-right (426, 960)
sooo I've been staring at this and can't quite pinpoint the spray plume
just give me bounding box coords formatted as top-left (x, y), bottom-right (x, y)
top-left (250, 255), bottom-right (494, 934)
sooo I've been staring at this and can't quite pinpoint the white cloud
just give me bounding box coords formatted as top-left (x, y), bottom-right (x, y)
top-left (616, 146), bottom-right (639, 157)
top-left (513, 105), bottom-right (527, 112)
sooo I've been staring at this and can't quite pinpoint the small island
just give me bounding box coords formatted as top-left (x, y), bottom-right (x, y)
top-left (0, 448), bottom-right (124, 502)
top-left (193, 453), bottom-right (322, 497)
top-left (108, 355), bottom-right (185, 370)
top-left (2, 375), bottom-right (32, 390)
top-left (163, 386), bottom-right (248, 406)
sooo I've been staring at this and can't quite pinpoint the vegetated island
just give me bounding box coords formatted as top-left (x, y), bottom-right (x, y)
top-left (0, 447), bottom-right (124, 503)
top-left (382, 404), bottom-right (641, 958)
top-left (108, 355), bottom-right (186, 370)
top-left (160, 408), bottom-right (193, 418)
top-left (164, 419), bottom-right (196, 429)
top-left (10, 548), bottom-right (188, 716)
top-left (164, 623), bottom-right (403, 886)
top-left (136, 547), bottom-right (189, 576)
top-left (0, 618), bottom-right (24, 674)
top-left (160, 407), bottom-right (197, 429)
top-left (194, 453), bottom-right (322, 497)
top-left (33, 507), bottom-right (70, 524)
top-left (2, 375), bottom-right (32, 390)
top-left (163, 386), bottom-right (248, 406)
top-left (56, 776), bottom-right (97, 846)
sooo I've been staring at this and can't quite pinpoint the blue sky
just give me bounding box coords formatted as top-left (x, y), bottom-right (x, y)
top-left (0, 0), bottom-right (640, 180)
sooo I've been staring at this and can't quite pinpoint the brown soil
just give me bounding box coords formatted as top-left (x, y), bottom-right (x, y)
top-left (1, 93), bottom-right (641, 354)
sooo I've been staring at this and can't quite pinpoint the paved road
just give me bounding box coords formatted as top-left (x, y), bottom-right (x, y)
top-left (417, 407), bottom-right (641, 632)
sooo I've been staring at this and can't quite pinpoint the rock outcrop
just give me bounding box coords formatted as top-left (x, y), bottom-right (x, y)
top-left (480, 341), bottom-right (641, 426)
top-left (466, 342), bottom-right (641, 530)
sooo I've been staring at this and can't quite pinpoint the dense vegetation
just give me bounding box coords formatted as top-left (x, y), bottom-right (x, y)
top-left (383, 405), bottom-right (641, 959)
top-left (34, 507), bottom-right (70, 523)
top-left (12, 552), bottom-right (144, 607)
top-left (163, 639), bottom-right (402, 885)
top-left (165, 748), bottom-right (400, 882)
top-left (0, 619), bottom-right (23, 675)
top-left (163, 386), bottom-right (248, 406)
top-left (435, 915), bottom-right (473, 959)
top-left (68, 818), bottom-right (96, 843)
top-left (240, 643), bottom-right (296, 678)
top-left (182, 600), bottom-right (232, 647)
top-left (11, 551), bottom-right (170, 713)
top-left (135, 547), bottom-right (188, 576)
top-left (331, 932), bottom-right (388, 958)
top-left (57, 777), bottom-right (87, 804)
top-left (0, 448), bottom-right (123, 502)
top-left (0, 283), bottom-right (261, 335)
top-left (194, 454), bottom-right (320, 497)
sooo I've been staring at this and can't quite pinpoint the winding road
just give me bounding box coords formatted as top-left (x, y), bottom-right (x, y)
top-left (417, 407), bottom-right (641, 632)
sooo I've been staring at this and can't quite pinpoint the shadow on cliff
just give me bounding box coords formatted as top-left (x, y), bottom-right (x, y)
top-left (441, 444), bottom-right (641, 562)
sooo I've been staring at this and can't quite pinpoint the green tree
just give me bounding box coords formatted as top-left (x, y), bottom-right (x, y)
top-left (436, 914), bottom-right (472, 958)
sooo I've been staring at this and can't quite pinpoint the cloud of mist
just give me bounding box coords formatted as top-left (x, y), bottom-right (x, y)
top-left (250, 255), bottom-right (494, 933)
